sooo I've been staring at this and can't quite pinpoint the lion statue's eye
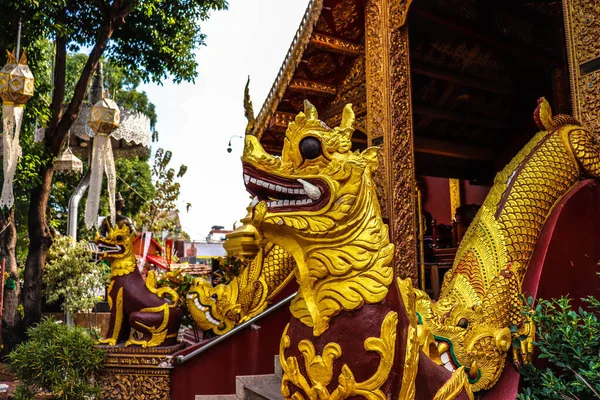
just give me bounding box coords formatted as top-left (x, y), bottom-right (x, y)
top-left (299, 136), bottom-right (322, 160)
top-left (457, 318), bottom-right (469, 329)
top-left (116, 235), bottom-right (123, 241)
top-left (211, 294), bottom-right (218, 300)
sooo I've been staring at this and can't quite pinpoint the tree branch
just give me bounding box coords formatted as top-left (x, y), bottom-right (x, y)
top-left (50, 3), bottom-right (134, 156)
top-left (49, 14), bottom-right (67, 130)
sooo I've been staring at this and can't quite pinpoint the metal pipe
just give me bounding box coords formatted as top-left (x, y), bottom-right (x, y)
top-left (176, 290), bottom-right (298, 364)
top-left (0, 259), bottom-right (5, 323)
top-left (67, 170), bottom-right (91, 240)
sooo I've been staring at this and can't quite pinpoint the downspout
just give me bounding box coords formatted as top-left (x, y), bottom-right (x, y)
top-left (66, 170), bottom-right (90, 241)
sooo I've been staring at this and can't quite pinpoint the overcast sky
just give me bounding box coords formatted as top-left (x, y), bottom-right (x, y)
top-left (139, 0), bottom-right (309, 240)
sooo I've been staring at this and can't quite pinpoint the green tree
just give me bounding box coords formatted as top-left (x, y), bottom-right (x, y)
top-left (136, 148), bottom-right (188, 235)
top-left (0, 0), bottom-right (227, 331)
top-left (48, 52), bottom-right (157, 238)
top-left (0, 38), bottom-right (53, 347)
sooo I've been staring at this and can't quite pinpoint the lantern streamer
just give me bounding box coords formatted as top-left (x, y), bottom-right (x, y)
top-left (0, 105), bottom-right (23, 208)
top-left (85, 134), bottom-right (116, 229)
top-left (0, 49), bottom-right (34, 209)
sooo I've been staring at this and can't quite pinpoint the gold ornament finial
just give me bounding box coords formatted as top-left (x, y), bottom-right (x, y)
top-left (244, 76), bottom-right (255, 136)
top-left (223, 203), bottom-right (263, 261)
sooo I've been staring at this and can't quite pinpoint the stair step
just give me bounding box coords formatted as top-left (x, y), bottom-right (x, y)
top-left (243, 381), bottom-right (283, 400)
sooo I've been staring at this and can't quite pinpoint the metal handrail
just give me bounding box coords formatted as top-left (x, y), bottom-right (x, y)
top-left (175, 290), bottom-right (298, 364)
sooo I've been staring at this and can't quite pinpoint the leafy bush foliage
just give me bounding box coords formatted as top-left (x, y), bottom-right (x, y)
top-left (9, 318), bottom-right (106, 399)
top-left (518, 296), bottom-right (600, 399)
top-left (43, 237), bottom-right (109, 315)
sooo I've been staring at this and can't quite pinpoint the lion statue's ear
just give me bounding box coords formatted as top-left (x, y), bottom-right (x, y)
top-left (361, 147), bottom-right (381, 172)
top-left (340, 104), bottom-right (355, 130)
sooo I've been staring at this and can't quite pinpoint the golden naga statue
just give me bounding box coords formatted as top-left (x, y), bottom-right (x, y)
top-left (97, 223), bottom-right (182, 347)
top-left (187, 242), bottom-right (295, 335)
top-left (415, 97), bottom-right (600, 391)
top-left (240, 98), bottom-right (600, 398)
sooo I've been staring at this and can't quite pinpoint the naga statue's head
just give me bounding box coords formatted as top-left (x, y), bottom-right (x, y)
top-left (416, 205), bottom-right (522, 391)
top-left (187, 270), bottom-right (269, 335)
top-left (187, 277), bottom-right (240, 334)
top-left (95, 222), bottom-right (136, 261)
top-left (417, 268), bottom-right (519, 391)
top-left (242, 101), bottom-right (394, 336)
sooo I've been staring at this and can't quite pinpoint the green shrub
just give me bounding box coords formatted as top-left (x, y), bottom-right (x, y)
top-left (518, 297), bottom-right (600, 400)
top-left (8, 317), bottom-right (106, 399)
top-left (44, 236), bottom-right (109, 315)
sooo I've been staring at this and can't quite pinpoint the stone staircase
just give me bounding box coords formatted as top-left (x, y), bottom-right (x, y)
top-left (195, 356), bottom-right (283, 400)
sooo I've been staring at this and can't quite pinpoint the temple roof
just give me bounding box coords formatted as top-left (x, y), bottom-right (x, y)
top-left (253, 0), bottom-right (367, 153)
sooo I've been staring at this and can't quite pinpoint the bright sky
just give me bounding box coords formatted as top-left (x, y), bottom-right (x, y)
top-left (139, 0), bottom-right (309, 241)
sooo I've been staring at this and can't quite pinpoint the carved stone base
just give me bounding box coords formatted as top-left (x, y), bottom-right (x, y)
top-left (97, 343), bottom-right (184, 399)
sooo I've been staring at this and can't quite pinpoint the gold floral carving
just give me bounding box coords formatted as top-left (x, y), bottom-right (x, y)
top-left (98, 371), bottom-right (170, 400)
top-left (271, 111), bottom-right (297, 132)
top-left (307, 53), bottom-right (337, 76)
top-left (389, 17), bottom-right (417, 281)
top-left (563, 0), bottom-right (600, 64)
top-left (366, 0), bottom-right (417, 279)
top-left (332, 0), bottom-right (358, 33)
top-left (322, 54), bottom-right (366, 124)
top-left (97, 345), bottom-right (182, 400)
top-left (279, 311), bottom-right (398, 399)
top-left (563, 0), bottom-right (600, 133)
top-left (365, 0), bottom-right (390, 219)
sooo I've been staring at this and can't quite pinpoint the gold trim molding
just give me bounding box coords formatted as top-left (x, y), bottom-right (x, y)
top-left (289, 79), bottom-right (337, 96)
top-left (310, 33), bottom-right (362, 56)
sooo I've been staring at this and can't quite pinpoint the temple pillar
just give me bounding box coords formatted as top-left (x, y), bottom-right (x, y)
top-left (365, 0), bottom-right (417, 280)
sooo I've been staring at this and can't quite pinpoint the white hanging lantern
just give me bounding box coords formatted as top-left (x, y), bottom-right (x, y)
top-left (0, 47), bottom-right (34, 209)
top-left (54, 147), bottom-right (83, 175)
top-left (84, 97), bottom-right (120, 229)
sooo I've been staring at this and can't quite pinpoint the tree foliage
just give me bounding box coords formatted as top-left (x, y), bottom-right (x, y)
top-left (136, 148), bottom-right (188, 234)
top-left (0, 0), bottom-right (227, 330)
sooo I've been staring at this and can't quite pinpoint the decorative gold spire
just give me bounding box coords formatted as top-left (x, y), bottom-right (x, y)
top-left (223, 203), bottom-right (263, 261)
top-left (244, 77), bottom-right (255, 136)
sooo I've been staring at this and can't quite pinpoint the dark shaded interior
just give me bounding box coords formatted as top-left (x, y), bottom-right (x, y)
top-left (409, 0), bottom-right (568, 184)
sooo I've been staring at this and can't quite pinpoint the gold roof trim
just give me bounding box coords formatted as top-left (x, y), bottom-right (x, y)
top-left (253, 0), bottom-right (324, 139)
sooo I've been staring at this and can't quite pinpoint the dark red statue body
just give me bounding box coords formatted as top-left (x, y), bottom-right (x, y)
top-left (97, 223), bottom-right (181, 347)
